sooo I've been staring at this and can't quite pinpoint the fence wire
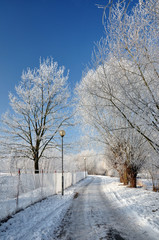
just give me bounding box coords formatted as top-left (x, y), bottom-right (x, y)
top-left (0, 170), bottom-right (86, 221)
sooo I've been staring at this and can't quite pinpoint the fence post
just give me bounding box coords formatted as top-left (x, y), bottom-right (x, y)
top-left (16, 169), bottom-right (21, 209)
top-left (41, 169), bottom-right (44, 198)
top-left (54, 171), bottom-right (57, 194)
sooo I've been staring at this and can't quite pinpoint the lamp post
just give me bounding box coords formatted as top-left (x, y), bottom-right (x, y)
top-left (59, 130), bottom-right (66, 196)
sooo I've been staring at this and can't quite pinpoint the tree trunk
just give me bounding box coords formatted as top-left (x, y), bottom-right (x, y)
top-left (34, 154), bottom-right (39, 174)
top-left (153, 185), bottom-right (159, 192)
top-left (129, 172), bottom-right (137, 188)
top-left (119, 171), bottom-right (124, 183)
top-left (123, 164), bottom-right (129, 185)
top-left (34, 160), bottom-right (39, 174)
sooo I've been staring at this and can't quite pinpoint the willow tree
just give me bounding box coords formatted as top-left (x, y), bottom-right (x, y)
top-left (1, 57), bottom-right (71, 173)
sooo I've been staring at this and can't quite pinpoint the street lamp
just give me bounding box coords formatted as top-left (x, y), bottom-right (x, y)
top-left (84, 157), bottom-right (86, 178)
top-left (59, 130), bottom-right (66, 196)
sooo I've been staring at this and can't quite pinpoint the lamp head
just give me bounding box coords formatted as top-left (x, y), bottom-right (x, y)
top-left (59, 130), bottom-right (66, 137)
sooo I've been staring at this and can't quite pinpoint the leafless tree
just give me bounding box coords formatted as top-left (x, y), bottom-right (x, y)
top-left (0, 57), bottom-right (72, 173)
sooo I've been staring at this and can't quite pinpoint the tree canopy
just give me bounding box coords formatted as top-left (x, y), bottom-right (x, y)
top-left (0, 57), bottom-right (71, 173)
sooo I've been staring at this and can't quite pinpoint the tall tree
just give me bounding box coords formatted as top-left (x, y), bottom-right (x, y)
top-left (77, 0), bottom-right (159, 152)
top-left (0, 57), bottom-right (71, 173)
top-left (75, 0), bottom-right (159, 185)
top-left (98, 0), bottom-right (159, 153)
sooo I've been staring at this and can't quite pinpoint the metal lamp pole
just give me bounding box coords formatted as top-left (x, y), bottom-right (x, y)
top-left (59, 130), bottom-right (66, 196)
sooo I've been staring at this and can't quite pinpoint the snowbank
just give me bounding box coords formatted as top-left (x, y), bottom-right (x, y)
top-left (101, 176), bottom-right (159, 237)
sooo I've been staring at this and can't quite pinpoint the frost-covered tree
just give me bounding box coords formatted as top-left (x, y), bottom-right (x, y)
top-left (98, 0), bottom-right (132, 24)
top-left (105, 129), bottom-right (147, 187)
top-left (76, 0), bottom-right (159, 150)
top-left (0, 57), bottom-right (71, 173)
top-left (69, 149), bottom-right (107, 175)
top-left (75, 0), bottom-right (159, 187)
top-left (95, 0), bottom-right (159, 153)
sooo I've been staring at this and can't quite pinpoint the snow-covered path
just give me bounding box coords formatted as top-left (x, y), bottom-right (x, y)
top-left (0, 176), bottom-right (159, 240)
top-left (53, 176), bottom-right (125, 240)
top-left (53, 176), bottom-right (159, 240)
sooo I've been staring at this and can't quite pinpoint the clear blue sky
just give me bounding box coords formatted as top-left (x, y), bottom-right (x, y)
top-left (0, 0), bottom-right (107, 116)
top-left (0, 0), bottom-right (139, 152)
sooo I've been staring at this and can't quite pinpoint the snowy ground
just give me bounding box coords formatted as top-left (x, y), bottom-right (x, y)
top-left (0, 176), bottom-right (159, 240)
top-left (101, 176), bottom-right (159, 240)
